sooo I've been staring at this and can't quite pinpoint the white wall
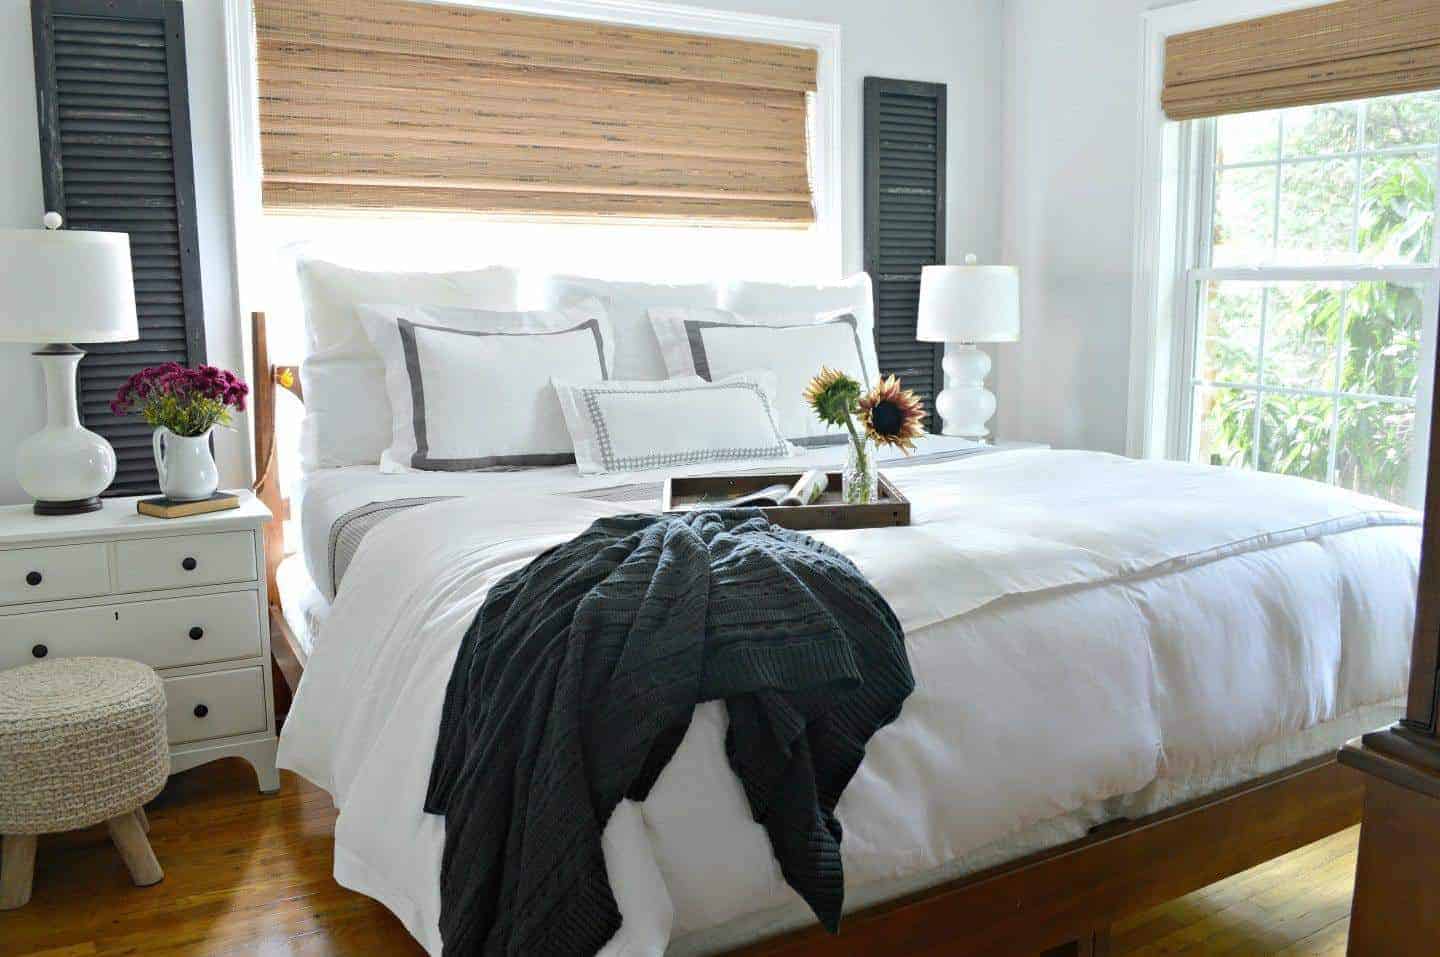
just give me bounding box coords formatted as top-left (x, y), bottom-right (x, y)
top-left (0, 0), bottom-right (245, 505)
top-left (0, 0), bottom-right (1003, 505)
top-left (701, 0), bottom-right (1005, 279)
top-left (996, 0), bottom-right (1192, 452)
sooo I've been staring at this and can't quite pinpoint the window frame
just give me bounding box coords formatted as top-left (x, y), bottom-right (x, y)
top-left (1170, 108), bottom-right (1440, 502)
top-left (1131, 0), bottom-right (1440, 508)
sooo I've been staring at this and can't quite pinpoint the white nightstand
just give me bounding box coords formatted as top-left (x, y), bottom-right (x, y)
top-left (0, 493), bottom-right (278, 793)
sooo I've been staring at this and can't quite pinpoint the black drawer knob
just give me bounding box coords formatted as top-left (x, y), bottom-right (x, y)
top-left (25, 571), bottom-right (42, 587)
top-left (189, 626), bottom-right (205, 641)
top-left (181, 557), bottom-right (198, 572)
top-left (31, 644), bottom-right (47, 659)
top-left (193, 704), bottom-right (209, 719)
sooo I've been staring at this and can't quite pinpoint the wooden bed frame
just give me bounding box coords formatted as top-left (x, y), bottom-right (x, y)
top-left (248, 309), bottom-right (1367, 956)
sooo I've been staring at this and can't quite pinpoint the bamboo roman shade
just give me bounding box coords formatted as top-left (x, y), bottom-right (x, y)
top-left (1163, 0), bottom-right (1440, 121)
top-left (253, 0), bottom-right (818, 224)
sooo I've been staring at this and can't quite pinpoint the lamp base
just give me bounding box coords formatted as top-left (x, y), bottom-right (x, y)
top-left (33, 497), bottom-right (104, 516)
top-left (935, 343), bottom-right (997, 440)
top-left (16, 346), bottom-right (118, 516)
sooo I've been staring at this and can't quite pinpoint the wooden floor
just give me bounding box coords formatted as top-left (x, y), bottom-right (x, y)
top-left (1, 758), bottom-right (1358, 956)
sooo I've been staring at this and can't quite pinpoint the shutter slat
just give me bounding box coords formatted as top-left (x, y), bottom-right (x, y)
top-left (866, 78), bottom-right (945, 433)
top-left (36, 0), bottom-right (207, 497)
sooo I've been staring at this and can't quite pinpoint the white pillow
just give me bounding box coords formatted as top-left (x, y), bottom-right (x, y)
top-left (358, 302), bottom-right (613, 472)
top-left (295, 260), bottom-right (522, 469)
top-left (721, 274), bottom-right (879, 390)
top-left (554, 373), bottom-right (792, 476)
top-left (298, 358), bottom-right (394, 472)
top-left (648, 307), bottom-right (872, 447)
top-left (539, 275), bottom-right (719, 381)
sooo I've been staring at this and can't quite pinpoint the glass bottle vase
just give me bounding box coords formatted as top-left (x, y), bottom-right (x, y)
top-left (843, 435), bottom-right (878, 505)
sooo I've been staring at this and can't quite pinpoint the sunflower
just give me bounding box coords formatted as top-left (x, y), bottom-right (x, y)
top-left (857, 375), bottom-right (927, 453)
top-left (803, 366), bottom-right (863, 428)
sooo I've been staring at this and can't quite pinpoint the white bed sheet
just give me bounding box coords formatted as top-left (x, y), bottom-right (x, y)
top-left (276, 552), bottom-right (327, 660)
top-left (278, 450), bottom-right (1421, 956)
top-left (297, 435), bottom-right (990, 600)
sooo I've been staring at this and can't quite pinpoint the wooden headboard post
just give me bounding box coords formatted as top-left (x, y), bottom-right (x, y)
top-left (250, 311), bottom-right (306, 710)
top-left (249, 310), bottom-right (301, 606)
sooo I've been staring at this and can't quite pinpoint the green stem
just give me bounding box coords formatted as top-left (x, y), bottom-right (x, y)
top-left (843, 412), bottom-right (872, 500)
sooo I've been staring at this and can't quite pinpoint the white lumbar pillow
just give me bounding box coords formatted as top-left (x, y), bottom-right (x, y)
top-left (358, 301), bottom-right (613, 472)
top-left (294, 259), bottom-right (523, 470)
top-left (648, 306), bottom-right (873, 447)
top-left (553, 372), bottom-right (793, 476)
top-left (538, 274), bottom-right (720, 381)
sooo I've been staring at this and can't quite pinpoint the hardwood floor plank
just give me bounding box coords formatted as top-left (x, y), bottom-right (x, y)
top-left (0, 759), bottom-right (1361, 956)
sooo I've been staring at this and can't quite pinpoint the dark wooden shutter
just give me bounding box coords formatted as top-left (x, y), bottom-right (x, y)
top-left (864, 77), bottom-right (945, 431)
top-left (32, 0), bottom-right (206, 496)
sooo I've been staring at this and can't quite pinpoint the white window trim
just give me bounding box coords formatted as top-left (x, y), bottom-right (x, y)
top-left (221, 0), bottom-right (844, 325)
top-left (1130, 0), bottom-right (1440, 506)
top-left (1127, 0), bottom-right (1344, 462)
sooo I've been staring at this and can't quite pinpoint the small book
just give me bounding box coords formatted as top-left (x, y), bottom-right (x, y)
top-left (137, 492), bottom-right (241, 519)
top-left (699, 470), bottom-right (830, 509)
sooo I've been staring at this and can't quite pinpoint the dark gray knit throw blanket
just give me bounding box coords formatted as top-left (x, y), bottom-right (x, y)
top-left (424, 509), bottom-right (914, 957)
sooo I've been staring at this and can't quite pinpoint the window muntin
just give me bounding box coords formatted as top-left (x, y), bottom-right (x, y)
top-left (1183, 90), bottom-right (1440, 505)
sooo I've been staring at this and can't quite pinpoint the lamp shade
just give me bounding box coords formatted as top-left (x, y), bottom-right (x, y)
top-left (916, 263), bottom-right (1020, 343)
top-left (0, 224), bottom-right (138, 344)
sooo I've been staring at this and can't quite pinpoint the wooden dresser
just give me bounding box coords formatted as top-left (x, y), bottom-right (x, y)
top-left (0, 494), bottom-right (278, 793)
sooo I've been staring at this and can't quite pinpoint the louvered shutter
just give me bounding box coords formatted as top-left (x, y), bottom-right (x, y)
top-left (864, 78), bottom-right (945, 431)
top-left (31, 0), bottom-right (206, 497)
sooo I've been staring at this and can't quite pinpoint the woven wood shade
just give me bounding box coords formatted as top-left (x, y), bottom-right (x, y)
top-left (254, 0), bottom-right (818, 223)
top-left (1163, 0), bottom-right (1440, 121)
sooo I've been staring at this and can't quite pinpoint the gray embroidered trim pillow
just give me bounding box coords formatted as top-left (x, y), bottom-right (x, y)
top-left (553, 372), bottom-right (793, 476)
top-left (647, 307), bottom-right (874, 448)
top-left (358, 301), bottom-right (613, 472)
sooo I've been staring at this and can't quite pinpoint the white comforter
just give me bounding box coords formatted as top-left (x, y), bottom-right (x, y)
top-left (278, 450), bottom-right (1420, 955)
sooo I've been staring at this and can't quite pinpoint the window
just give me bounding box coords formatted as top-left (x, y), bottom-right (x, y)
top-left (1177, 90), bottom-right (1440, 505)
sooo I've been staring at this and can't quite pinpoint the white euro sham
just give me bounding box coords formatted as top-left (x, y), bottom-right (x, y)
top-left (359, 302), bottom-right (612, 472)
top-left (649, 307), bottom-right (873, 447)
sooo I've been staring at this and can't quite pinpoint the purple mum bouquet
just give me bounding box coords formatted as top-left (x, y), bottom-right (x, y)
top-left (110, 363), bottom-right (249, 437)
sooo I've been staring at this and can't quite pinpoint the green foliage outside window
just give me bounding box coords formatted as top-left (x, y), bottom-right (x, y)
top-left (1196, 92), bottom-right (1438, 505)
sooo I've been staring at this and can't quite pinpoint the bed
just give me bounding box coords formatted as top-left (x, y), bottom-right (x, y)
top-left (248, 265), bottom-right (1421, 955)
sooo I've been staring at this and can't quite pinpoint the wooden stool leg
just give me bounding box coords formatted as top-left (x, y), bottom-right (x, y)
top-left (134, 804), bottom-right (149, 834)
top-left (107, 811), bottom-right (162, 887)
top-left (0, 834), bottom-right (37, 910)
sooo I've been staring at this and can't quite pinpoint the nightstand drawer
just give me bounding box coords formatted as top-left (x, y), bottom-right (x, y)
top-left (114, 531), bottom-right (257, 592)
top-left (0, 543), bottom-right (110, 604)
top-left (164, 667), bottom-right (268, 745)
top-left (0, 591), bottom-right (264, 671)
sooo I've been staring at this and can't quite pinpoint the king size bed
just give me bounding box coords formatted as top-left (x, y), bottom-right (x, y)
top-left (251, 263), bottom-right (1422, 957)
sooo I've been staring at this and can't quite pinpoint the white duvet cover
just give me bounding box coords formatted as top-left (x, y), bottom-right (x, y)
top-left (278, 450), bottom-right (1420, 956)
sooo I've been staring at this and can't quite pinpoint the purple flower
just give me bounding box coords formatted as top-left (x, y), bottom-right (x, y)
top-left (109, 363), bottom-right (249, 420)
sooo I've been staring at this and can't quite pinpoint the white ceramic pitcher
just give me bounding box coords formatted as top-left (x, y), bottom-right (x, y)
top-left (152, 427), bottom-right (219, 501)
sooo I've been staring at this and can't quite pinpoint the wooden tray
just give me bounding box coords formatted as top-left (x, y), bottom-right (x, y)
top-left (662, 471), bottom-right (910, 531)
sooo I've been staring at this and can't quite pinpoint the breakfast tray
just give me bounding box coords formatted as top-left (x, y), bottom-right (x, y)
top-left (661, 471), bottom-right (910, 531)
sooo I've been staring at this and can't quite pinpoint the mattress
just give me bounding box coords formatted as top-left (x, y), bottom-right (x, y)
top-left (278, 449), bottom-right (1422, 956)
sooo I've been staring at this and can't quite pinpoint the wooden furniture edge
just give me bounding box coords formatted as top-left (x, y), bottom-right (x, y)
top-left (251, 310), bottom-right (303, 707)
top-left (725, 755), bottom-right (1361, 956)
top-left (1341, 295), bottom-right (1440, 955)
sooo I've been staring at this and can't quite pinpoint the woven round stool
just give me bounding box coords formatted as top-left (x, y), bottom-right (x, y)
top-left (0, 657), bottom-right (169, 909)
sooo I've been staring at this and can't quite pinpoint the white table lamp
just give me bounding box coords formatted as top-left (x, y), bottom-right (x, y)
top-left (916, 254), bottom-right (1020, 440)
top-left (0, 214), bottom-right (139, 514)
